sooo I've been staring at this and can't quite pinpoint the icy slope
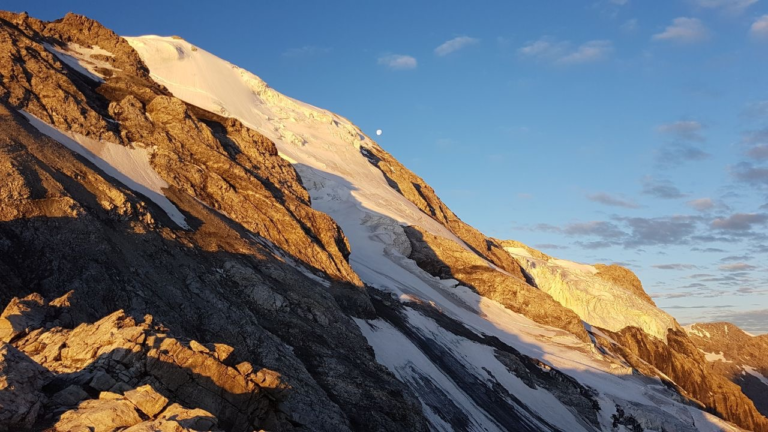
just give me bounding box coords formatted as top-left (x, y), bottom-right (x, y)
top-left (125, 37), bottom-right (457, 241)
top-left (127, 36), bottom-right (746, 431)
top-left (505, 247), bottom-right (678, 340)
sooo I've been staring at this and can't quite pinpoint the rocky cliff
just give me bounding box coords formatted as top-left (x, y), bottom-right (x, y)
top-left (685, 323), bottom-right (768, 418)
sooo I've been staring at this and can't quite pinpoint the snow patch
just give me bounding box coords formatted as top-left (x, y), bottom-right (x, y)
top-left (683, 324), bottom-right (711, 339)
top-left (44, 43), bottom-right (118, 82)
top-left (503, 246), bottom-right (532, 258)
top-left (700, 350), bottom-right (730, 363)
top-left (550, 258), bottom-right (598, 275)
top-left (744, 365), bottom-right (768, 387)
top-left (20, 111), bottom-right (188, 229)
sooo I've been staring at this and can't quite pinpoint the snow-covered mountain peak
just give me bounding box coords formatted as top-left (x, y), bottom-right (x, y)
top-left (126, 36), bottom-right (457, 242)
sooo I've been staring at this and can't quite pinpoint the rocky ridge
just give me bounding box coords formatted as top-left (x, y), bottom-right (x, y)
top-left (685, 322), bottom-right (768, 418)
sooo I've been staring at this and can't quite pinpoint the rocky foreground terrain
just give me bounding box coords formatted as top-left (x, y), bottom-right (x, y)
top-left (0, 11), bottom-right (767, 432)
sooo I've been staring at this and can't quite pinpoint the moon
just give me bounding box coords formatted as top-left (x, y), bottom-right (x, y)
top-left (376, 129), bottom-right (382, 136)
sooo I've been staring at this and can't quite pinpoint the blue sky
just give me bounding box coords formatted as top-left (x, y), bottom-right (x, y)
top-left (7, 0), bottom-right (768, 332)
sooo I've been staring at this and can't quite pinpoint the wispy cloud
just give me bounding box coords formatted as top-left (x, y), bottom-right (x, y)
top-left (751, 15), bottom-right (768, 39)
top-left (535, 243), bottom-right (569, 250)
top-left (434, 36), bottom-right (480, 56)
top-left (653, 17), bottom-right (709, 43)
top-left (692, 0), bottom-right (757, 14)
top-left (687, 198), bottom-right (715, 211)
top-left (378, 54), bottom-right (417, 70)
top-left (656, 120), bottom-right (705, 142)
top-left (559, 40), bottom-right (614, 64)
top-left (618, 215), bottom-right (701, 247)
top-left (655, 121), bottom-right (709, 167)
top-left (563, 221), bottom-right (627, 239)
top-left (282, 46), bottom-right (331, 58)
top-left (719, 263), bottom-right (758, 271)
top-left (586, 192), bottom-right (640, 208)
top-left (593, 0), bottom-right (630, 19)
top-left (621, 19), bottom-right (639, 33)
top-left (656, 143), bottom-right (710, 167)
top-left (641, 177), bottom-right (686, 199)
top-left (742, 128), bottom-right (768, 161)
top-left (518, 37), bottom-right (613, 65)
top-left (535, 215), bottom-right (704, 249)
top-left (653, 263), bottom-right (699, 270)
top-left (742, 100), bottom-right (768, 119)
top-left (720, 255), bottom-right (751, 262)
top-left (731, 162), bottom-right (768, 187)
top-left (711, 213), bottom-right (768, 231)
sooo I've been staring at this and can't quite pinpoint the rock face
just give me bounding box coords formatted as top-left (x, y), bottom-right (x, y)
top-left (0, 11), bottom-right (424, 432)
top-left (599, 326), bottom-right (768, 432)
top-left (1, 10), bottom-right (767, 432)
top-left (685, 322), bottom-right (768, 418)
top-left (592, 264), bottom-right (654, 305)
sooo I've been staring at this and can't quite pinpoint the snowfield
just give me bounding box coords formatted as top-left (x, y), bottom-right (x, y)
top-left (127, 35), bottom-right (745, 431)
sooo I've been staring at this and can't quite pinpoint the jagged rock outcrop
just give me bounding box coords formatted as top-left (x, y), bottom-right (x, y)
top-left (359, 142), bottom-right (526, 277)
top-left (597, 326), bottom-right (768, 432)
top-left (592, 264), bottom-right (654, 305)
top-left (403, 225), bottom-right (590, 340)
top-left (0, 293), bottom-right (289, 431)
top-left (500, 238), bottom-right (768, 431)
top-left (685, 322), bottom-right (768, 417)
top-left (0, 11), bottom-right (426, 431)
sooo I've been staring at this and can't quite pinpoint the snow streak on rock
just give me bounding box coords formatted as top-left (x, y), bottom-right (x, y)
top-left (21, 110), bottom-right (189, 228)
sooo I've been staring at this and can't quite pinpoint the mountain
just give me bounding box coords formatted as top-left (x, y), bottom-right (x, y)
top-left (0, 11), bottom-right (766, 432)
top-left (684, 323), bottom-right (768, 419)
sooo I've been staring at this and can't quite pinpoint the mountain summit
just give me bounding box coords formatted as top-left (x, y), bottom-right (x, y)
top-left (0, 11), bottom-right (766, 432)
